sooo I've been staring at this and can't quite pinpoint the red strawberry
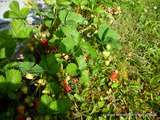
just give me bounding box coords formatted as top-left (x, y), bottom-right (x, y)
top-left (40, 39), bottom-right (48, 47)
top-left (110, 70), bottom-right (119, 82)
top-left (72, 78), bottom-right (79, 84)
top-left (63, 80), bottom-right (72, 93)
top-left (49, 46), bottom-right (58, 53)
top-left (64, 84), bottom-right (72, 93)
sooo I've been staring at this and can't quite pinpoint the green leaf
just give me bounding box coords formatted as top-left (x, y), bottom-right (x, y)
top-left (150, 75), bottom-right (160, 86)
top-left (5, 69), bottom-right (22, 90)
top-left (49, 98), bottom-right (70, 113)
top-left (98, 23), bottom-right (109, 41)
top-left (47, 54), bottom-right (60, 75)
top-left (6, 69), bottom-right (21, 84)
top-left (57, 0), bottom-right (71, 6)
top-left (95, 7), bottom-right (106, 14)
top-left (76, 55), bottom-right (87, 70)
top-left (40, 54), bottom-right (60, 75)
top-left (45, 81), bottom-right (61, 96)
top-left (31, 64), bottom-right (44, 74)
top-left (72, 0), bottom-right (88, 7)
top-left (11, 20), bottom-right (32, 38)
top-left (45, 19), bottom-right (52, 27)
top-left (106, 29), bottom-right (120, 40)
top-left (3, 11), bottom-right (10, 18)
top-left (4, 4), bottom-right (29, 19)
top-left (156, 96), bottom-right (160, 101)
top-left (0, 75), bottom-right (7, 92)
top-left (44, 0), bottom-right (56, 5)
top-left (71, 0), bottom-right (81, 5)
top-left (91, 104), bottom-right (98, 114)
top-left (49, 100), bottom-right (58, 112)
top-left (9, 1), bottom-right (20, 12)
top-left (80, 42), bottom-right (97, 59)
top-left (59, 10), bottom-right (68, 24)
top-left (18, 62), bottom-right (44, 74)
top-left (41, 95), bottom-right (52, 105)
top-left (0, 48), bottom-right (6, 59)
top-left (3, 10), bottom-right (19, 18)
top-left (80, 70), bottom-right (89, 87)
top-left (98, 23), bottom-right (120, 43)
top-left (66, 63), bottom-right (78, 76)
top-left (59, 10), bottom-right (87, 25)
top-left (67, 11), bottom-right (87, 24)
top-left (98, 100), bottom-right (105, 108)
top-left (0, 75), bottom-right (5, 83)
top-left (0, 31), bottom-right (16, 57)
top-left (74, 94), bottom-right (84, 102)
top-left (39, 95), bottom-right (53, 114)
top-left (61, 25), bottom-right (80, 43)
top-left (129, 82), bottom-right (142, 91)
top-left (61, 37), bottom-right (76, 52)
top-left (3, 62), bottom-right (19, 70)
top-left (111, 83), bottom-right (119, 89)
top-left (18, 62), bottom-right (34, 73)
top-left (20, 7), bottom-right (30, 18)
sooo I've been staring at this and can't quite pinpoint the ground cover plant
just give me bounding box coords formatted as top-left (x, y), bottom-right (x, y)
top-left (0, 0), bottom-right (159, 120)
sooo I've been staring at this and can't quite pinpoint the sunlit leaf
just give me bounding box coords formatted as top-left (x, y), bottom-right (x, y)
top-left (76, 55), bottom-right (87, 70)
top-left (61, 37), bottom-right (76, 52)
top-left (111, 83), bottom-right (119, 89)
top-left (80, 42), bottom-right (97, 59)
top-left (41, 95), bottom-right (52, 105)
top-left (80, 70), bottom-right (89, 87)
top-left (66, 63), bottom-right (78, 76)
top-left (98, 23), bottom-right (109, 41)
top-left (5, 69), bottom-right (22, 91)
top-left (44, 0), bottom-right (56, 5)
top-left (0, 48), bottom-right (6, 59)
top-left (59, 10), bottom-right (87, 25)
top-left (18, 62), bottom-right (44, 74)
top-left (9, 1), bottom-right (20, 12)
top-left (11, 20), bottom-right (32, 38)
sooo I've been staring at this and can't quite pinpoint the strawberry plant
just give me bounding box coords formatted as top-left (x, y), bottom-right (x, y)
top-left (0, 0), bottom-right (120, 119)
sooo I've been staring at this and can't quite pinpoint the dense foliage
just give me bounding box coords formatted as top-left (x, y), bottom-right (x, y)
top-left (0, 0), bottom-right (159, 120)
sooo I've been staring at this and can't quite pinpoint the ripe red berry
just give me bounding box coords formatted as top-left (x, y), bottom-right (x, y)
top-left (72, 78), bottom-right (79, 84)
top-left (110, 70), bottom-right (119, 82)
top-left (63, 80), bottom-right (72, 93)
top-left (40, 39), bottom-right (48, 46)
top-left (64, 84), bottom-right (72, 93)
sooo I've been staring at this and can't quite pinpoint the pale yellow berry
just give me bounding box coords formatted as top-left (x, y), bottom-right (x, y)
top-left (64, 55), bottom-right (70, 60)
top-left (25, 73), bottom-right (34, 80)
top-left (38, 79), bottom-right (46, 86)
top-left (66, 76), bottom-right (71, 81)
top-left (103, 51), bottom-right (110, 58)
top-left (105, 61), bottom-right (110, 66)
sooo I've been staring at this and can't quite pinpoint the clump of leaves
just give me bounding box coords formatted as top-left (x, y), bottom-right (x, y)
top-left (0, 0), bottom-right (121, 119)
